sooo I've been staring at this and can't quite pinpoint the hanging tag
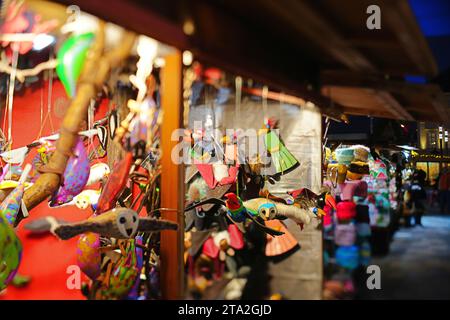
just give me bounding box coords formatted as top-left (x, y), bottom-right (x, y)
top-left (21, 200), bottom-right (29, 218)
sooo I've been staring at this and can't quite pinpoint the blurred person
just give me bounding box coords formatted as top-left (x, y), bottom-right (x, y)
top-left (409, 170), bottom-right (427, 226)
top-left (438, 168), bottom-right (450, 214)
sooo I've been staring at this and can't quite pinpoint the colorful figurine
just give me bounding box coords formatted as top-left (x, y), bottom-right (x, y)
top-left (76, 232), bottom-right (101, 280)
top-left (86, 163), bottom-right (110, 186)
top-left (0, 211), bottom-right (22, 290)
top-left (95, 153), bottom-right (133, 214)
top-left (0, 164), bottom-right (31, 225)
top-left (258, 118), bottom-right (299, 177)
top-left (185, 193), bottom-right (284, 236)
top-left (49, 139), bottom-right (90, 207)
top-left (56, 32), bottom-right (95, 98)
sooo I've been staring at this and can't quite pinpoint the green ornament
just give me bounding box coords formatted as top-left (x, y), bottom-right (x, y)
top-left (0, 215), bottom-right (22, 290)
top-left (56, 32), bottom-right (95, 98)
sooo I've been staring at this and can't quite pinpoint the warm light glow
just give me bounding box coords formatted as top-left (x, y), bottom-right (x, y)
top-left (32, 34), bottom-right (55, 51)
top-left (182, 50), bottom-right (193, 66)
top-left (183, 19), bottom-right (195, 35)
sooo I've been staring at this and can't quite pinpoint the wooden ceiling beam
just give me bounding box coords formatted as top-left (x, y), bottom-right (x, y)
top-left (260, 0), bottom-right (375, 71)
top-left (321, 70), bottom-right (435, 95)
top-left (321, 70), bottom-right (450, 123)
top-left (382, 0), bottom-right (439, 76)
top-left (371, 90), bottom-right (415, 121)
top-left (341, 107), bottom-right (396, 120)
top-left (260, 0), bottom-right (418, 122)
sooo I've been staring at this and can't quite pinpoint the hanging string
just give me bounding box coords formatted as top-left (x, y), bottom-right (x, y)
top-left (2, 89), bottom-right (8, 141)
top-left (7, 44), bottom-right (19, 146)
top-left (47, 51), bottom-right (55, 133)
top-left (235, 76), bottom-right (242, 128)
top-left (262, 85), bottom-right (268, 125)
top-left (36, 78), bottom-right (45, 140)
top-left (261, 85), bottom-right (269, 185)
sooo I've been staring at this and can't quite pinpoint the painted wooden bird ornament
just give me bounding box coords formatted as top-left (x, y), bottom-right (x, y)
top-left (185, 193), bottom-right (284, 237)
top-left (24, 207), bottom-right (178, 240)
top-left (243, 197), bottom-right (313, 227)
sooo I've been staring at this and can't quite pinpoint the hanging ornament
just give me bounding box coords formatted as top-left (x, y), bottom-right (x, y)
top-left (56, 32), bottom-right (94, 98)
top-left (49, 139), bottom-right (90, 207)
top-left (265, 220), bottom-right (298, 257)
top-left (94, 240), bottom-right (140, 300)
top-left (76, 232), bottom-right (101, 280)
top-left (0, 164), bottom-right (31, 225)
top-left (0, 213), bottom-right (22, 290)
top-left (95, 152), bottom-right (133, 214)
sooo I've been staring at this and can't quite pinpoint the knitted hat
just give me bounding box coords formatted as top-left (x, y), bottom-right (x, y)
top-left (353, 146), bottom-right (369, 162)
top-left (359, 241), bottom-right (371, 266)
top-left (335, 245), bottom-right (359, 270)
top-left (334, 224), bottom-right (356, 246)
top-left (336, 201), bottom-right (357, 220)
top-left (348, 161), bottom-right (369, 175)
top-left (335, 148), bottom-right (354, 165)
top-left (356, 222), bottom-right (371, 237)
top-left (355, 204), bottom-right (370, 223)
top-left (346, 170), bottom-right (363, 181)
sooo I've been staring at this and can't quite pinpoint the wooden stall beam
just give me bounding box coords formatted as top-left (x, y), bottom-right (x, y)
top-left (383, 0), bottom-right (438, 76)
top-left (160, 52), bottom-right (185, 300)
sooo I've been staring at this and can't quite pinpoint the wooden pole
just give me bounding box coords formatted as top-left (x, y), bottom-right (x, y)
top-left (160, 52), bottom-right (185, 299)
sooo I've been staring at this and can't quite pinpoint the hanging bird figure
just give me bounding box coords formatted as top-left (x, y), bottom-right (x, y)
top-left (49, 139), bottom-right (90, 207)
top-left (0, 164), bottom-right (32, 225)
top-left (185, 193), bottom-right (284, 236)
top-left (0, 164), bottom-right (32, 289)
top-left (24, 207), bottom-right (178, 240)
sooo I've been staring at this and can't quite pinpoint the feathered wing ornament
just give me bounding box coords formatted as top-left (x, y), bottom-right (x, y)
top-left (25, 208), bottom-right (178, 240)
top-left (265, 220), bottom-right (298, 257)
top-left (258, 118), bottom-right (299, 177)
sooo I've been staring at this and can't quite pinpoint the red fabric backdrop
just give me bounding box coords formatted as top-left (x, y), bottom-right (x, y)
top-left (1, 80), bottom-right (107, 299)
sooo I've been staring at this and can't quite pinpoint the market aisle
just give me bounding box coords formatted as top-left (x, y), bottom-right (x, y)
top-left (358, 215), bottom-right (450, 299)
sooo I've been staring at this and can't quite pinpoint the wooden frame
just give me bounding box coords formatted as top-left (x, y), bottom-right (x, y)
top-left (160, 52), bottom-right (185, 299)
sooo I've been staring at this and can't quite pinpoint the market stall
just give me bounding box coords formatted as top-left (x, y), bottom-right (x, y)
top-left (0, 0), bottom-right (337, 300)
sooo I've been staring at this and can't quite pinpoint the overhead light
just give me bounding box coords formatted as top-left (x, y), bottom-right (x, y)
top-left (396, 145), bottom-right (419, 151)
top-left (183, 19), bottom-right (195, 36)
top-left (182, 50), bottom-right (193, 66)
top-left (32, 34), bottom-right (55, 51)
top-left (400, 124), bottom-right (405, 128)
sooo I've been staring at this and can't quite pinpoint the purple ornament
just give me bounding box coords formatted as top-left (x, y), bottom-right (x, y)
top-left (50, 139), bottom-right (89, 207)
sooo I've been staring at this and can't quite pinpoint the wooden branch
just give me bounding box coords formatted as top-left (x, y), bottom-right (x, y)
top-left (14, 25), bottom-right (136, 226)
top-left (0, 59), bottom-right (58, 83)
